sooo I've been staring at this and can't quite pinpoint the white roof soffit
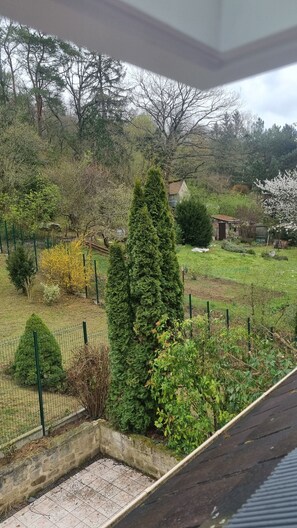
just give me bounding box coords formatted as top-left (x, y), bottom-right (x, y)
top-left (1, 0), bottom-right (297, 89)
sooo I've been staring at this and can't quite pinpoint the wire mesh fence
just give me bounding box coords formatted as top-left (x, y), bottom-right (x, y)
top-left (0, 221), bottom-right (108, 303)
top-left (0, 220), bottom-right (62, 256)
top-left (185, 292), bottom-right (297, 345)
top-left (0, 322), bottom-right (108, 447)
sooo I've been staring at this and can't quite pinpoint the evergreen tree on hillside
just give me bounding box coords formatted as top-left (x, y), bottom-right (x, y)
top-left (144, 167), bottom-right (184, 322)
top-left (106, 243), bottom-right (134, 430)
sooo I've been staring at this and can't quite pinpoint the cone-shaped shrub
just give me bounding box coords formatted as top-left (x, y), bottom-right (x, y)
top-left (106, 243), bottom-right (134, 430)
top-left (14, 314), bottom-right (64, 389)
top-left (176, 197), bottom-right (213, 247)
top-left (144, 167), bottom-right (184, 322)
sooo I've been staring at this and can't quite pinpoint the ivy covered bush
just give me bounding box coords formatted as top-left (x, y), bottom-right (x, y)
top-left (150, 316), bottom-right (295, 455)
top-left (14, 314), bottom-right (65, 389)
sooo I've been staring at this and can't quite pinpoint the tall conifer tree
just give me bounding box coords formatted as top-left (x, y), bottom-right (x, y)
top-left (106, 243), bottom-right (133, 430)
top-left (144, 167), bottom-right (184, 322)
top-left (125, 197), bottom-right (163, 432)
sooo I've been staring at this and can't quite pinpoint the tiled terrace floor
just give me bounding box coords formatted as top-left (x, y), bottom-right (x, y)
top-left (1, 457), bottom-right (154, 528)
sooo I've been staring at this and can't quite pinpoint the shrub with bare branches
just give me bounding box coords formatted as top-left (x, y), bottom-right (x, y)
top-left (67, 344), bottom-right (109, 419)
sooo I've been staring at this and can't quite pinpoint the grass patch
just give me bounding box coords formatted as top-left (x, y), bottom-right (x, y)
top-left (178, 244), bottom-right (297, 331)
top-left (0, 254), bottom-right (108, 340)
top-left (0, 253), bottom-right (108, 445)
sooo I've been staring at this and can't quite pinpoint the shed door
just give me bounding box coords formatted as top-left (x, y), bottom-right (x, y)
top-left (218, 222), bottom-right (226, 240)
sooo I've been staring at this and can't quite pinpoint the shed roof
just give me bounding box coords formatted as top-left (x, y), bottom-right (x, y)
top-left (212, 214), bottom-right (240, 223)
top-left (111, 367), bottom-right (297, 528)
top-left (168, 180), bottom-right (184, 196)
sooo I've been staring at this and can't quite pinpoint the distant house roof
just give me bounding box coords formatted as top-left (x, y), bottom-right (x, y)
top-left (112, 367), bottom-right (297, 528)
top-left (168, 180), bottom-right (184, 195)
top-left (212, 214), bottom-right (240, 223)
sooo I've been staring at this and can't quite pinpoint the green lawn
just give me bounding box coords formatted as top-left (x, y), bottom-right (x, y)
top-left (0, 253), bottom-right (108, 340)
top-left (178, 243), bottom-right (297, 331)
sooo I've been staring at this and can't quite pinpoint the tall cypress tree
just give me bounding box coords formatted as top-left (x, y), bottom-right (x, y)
top-left (106, 243), bottom-right (134, 430)
top-left (144, 167), bottom-right (184, 322)
top-left (106, 176), bottom-right (183, 434)
top-left (126, 200), bottom-right (163, 433)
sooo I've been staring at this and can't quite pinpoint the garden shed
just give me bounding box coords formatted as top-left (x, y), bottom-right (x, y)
top-left (168, 180), bottom-right (190, 208)
top-left (212, 214), bottom-right (240, 241)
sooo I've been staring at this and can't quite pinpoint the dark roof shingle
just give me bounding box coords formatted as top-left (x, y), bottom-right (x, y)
top-left (112, 368), bottom-right (297, 528)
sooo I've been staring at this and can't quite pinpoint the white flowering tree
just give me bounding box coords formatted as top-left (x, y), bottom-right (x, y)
top-left (256, 170), bottom-right (297, 233)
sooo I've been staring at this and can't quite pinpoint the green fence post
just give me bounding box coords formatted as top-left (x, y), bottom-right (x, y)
top-left (189, 293), bottom-right (192, 319)
top-left (294, 311), bottom-right (297, 345)
top-left (0, 231), bottom-right (2, 253)
top-left (20, 229), bottom-right (24, 245)
top-left (247, 317), bottom-right (251, 352)
top-left (33, 331), bottom-right (46, 437)
top-left (46, 236), bottom-right (50, 249)
top-left (83, 321), bottom-right (88, 345)
top-left (4, 220), bottom-right (9, 255)
top-left (33, 234), bottom-right (38, 270)
top-left (94, 260), bottom-right (99, 304)
top-left (12, 224), bottom-right (16, 250)
top-left (83, 253), bottom-right (88, 298)
top-left (206, 301), bottom-right (211, 333)
top-left (226, 308), bottom-right (230, 331)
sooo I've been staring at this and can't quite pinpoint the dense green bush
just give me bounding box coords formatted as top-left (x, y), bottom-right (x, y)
top-left (6, 245), bottom-right (36, 298)
top-left (175, 197), bottom-right (213, 247)
top-left (222, 240), bottom-right (256, 255)
top-left (150, 316), bottom-right (294, 455)
top-left (14, 314), bottom-right (65, 389)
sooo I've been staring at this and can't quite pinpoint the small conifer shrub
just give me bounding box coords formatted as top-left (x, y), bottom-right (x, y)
top-left (176, 197), bottom-right (213, 247)
top-left (6, 245), bottom-right (36, 298)
top-left (14, 314), bottom-right (65, 389)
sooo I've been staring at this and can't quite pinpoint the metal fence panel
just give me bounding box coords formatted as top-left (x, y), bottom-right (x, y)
top-left (0, 323), bottom-right (107, 447)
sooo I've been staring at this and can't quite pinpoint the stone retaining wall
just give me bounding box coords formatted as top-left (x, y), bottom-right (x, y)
top-left (0, 419), bottom-right (178, 516)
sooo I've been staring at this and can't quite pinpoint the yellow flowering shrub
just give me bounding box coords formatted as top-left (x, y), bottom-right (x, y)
top-left (40, 239), bottom-right (92, 293)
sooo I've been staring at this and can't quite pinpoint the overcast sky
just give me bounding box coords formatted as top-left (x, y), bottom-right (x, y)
top-left (226, 62), bottom-right (297, 129)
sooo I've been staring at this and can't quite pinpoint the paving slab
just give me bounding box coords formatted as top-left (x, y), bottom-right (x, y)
top-left (1, 458), bottom-right (154, 528)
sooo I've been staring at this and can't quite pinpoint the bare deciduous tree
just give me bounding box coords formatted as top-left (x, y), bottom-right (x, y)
top-left (132, 71), bottom-right (238, 181)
